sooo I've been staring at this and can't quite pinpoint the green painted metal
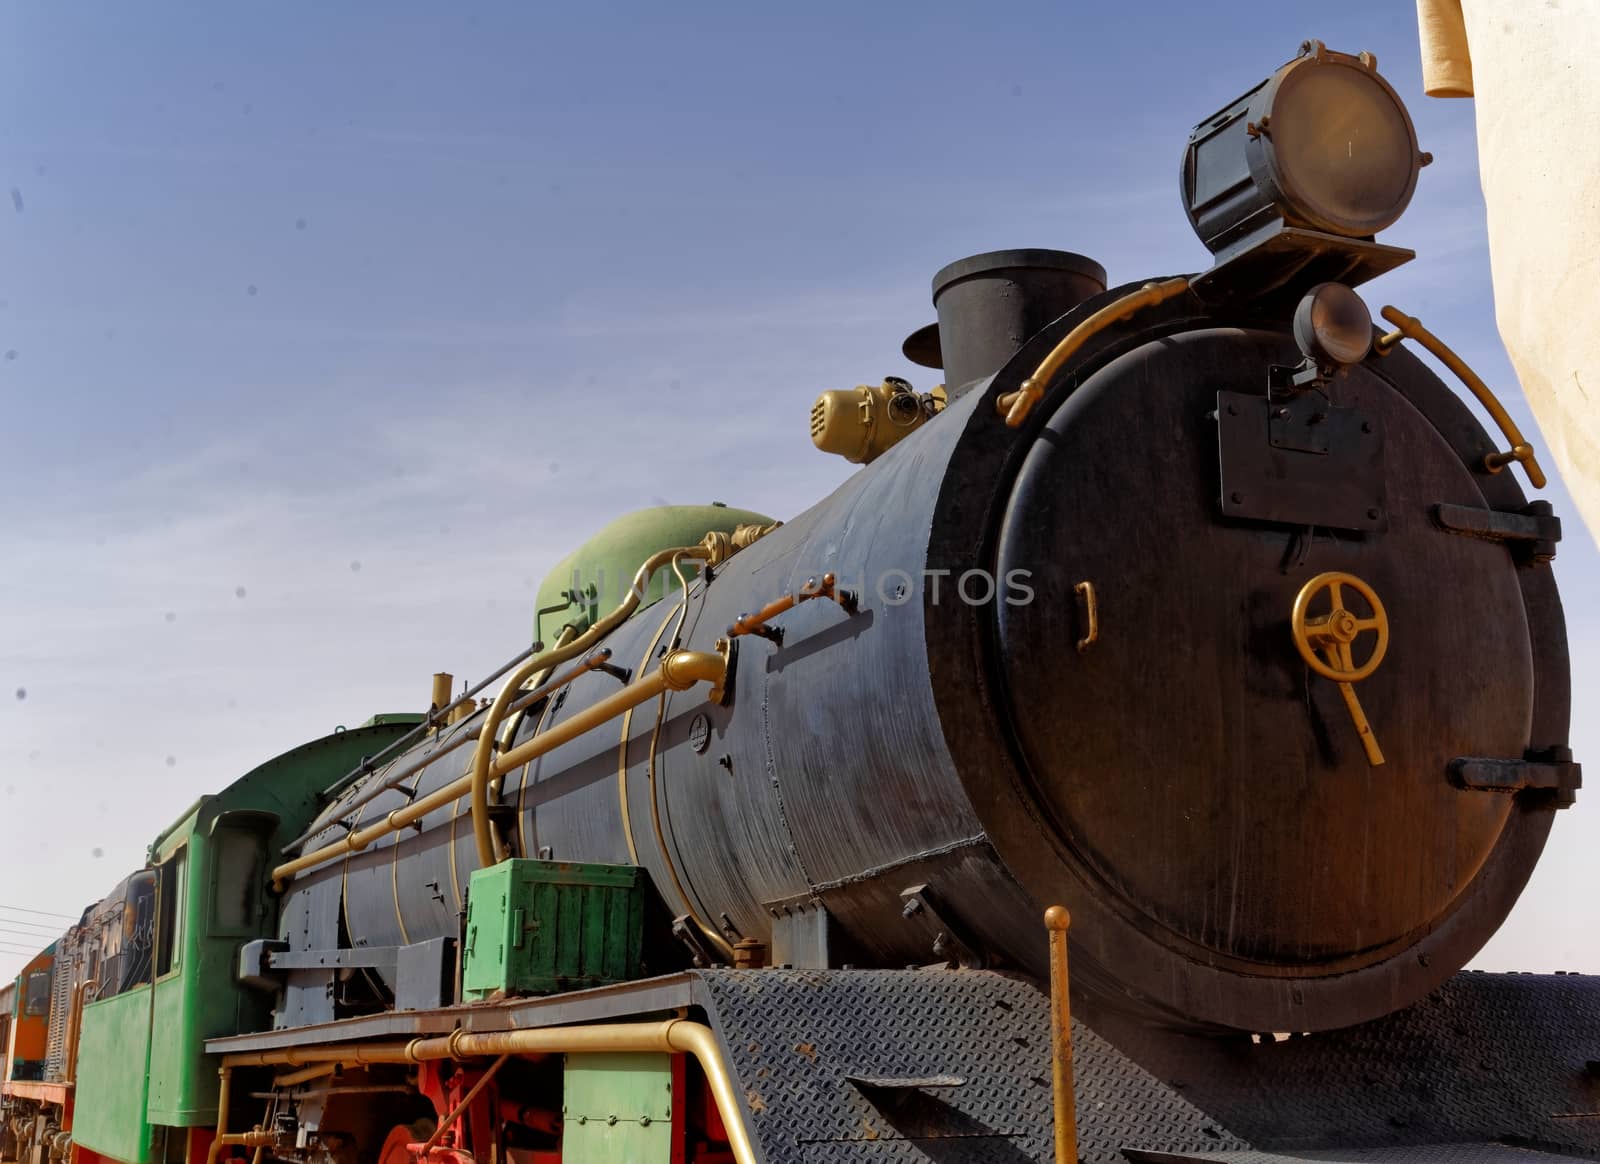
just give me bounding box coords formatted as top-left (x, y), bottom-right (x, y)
top-left (463, 859), bottom-right (646, 1000)
top-left (562, 1052), bottom-right (675, 1164)
top-left (73, 986), bottom-right (158, 1163)
top-left (534, 503), bottom-right (774, 641)
top-left (67, 716), bottom-right (422, 1135)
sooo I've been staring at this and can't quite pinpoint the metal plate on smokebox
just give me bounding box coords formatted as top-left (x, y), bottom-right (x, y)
top-left (1216, 390), bottom-right (1386, 531)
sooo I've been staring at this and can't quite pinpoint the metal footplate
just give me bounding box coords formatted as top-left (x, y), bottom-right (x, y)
top-left (692, 969), bottom-right (1241, 1162)
top-left (692, 969), bottom-right (1600, 1163)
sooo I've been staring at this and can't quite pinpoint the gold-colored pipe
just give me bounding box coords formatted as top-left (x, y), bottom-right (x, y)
top-left (216, 1065), bottom-right (231, 1137)
top-left (270, 650), bottom-right (625, 889)
top-left (420, 1053), bottom-right (511, 1152)
top-left (1375, 305), bottom-right (1547, 489)
top-left (212, 1020), bottom-right (755, 1164)
top-left (430, 673), bottom-right (454, 723)
top-left (205, 1130), bottom-right (273, 1164)
top-left (270, 1061), bottom-right (338, 1089)
top-left (466, 544), bottom-right (714, 872)
top-left (472, 648), bottom-right (728, 869)
top-left (405, 1020), bottom-right (755, 1164)
top-left (996, 278), bottom-right (1190, 428)
top-left (220, 1044), bottom-right (415, 1069)
top-left (1046, 906), bottom-right (1079, 1164)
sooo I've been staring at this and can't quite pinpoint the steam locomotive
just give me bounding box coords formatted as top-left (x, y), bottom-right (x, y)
top-left (5, 39), bottom-right (1590, 1164)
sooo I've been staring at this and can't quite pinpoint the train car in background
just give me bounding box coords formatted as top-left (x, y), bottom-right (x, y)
top-left (0, 716), bottom-right (420, 1164)
top-left (1, 979), bottom-right (15, 1159)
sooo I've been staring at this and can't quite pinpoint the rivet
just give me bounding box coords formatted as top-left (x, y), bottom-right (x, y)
top-left (1230, 491), bottom-right (1244, 504)
top-left (1367, 508), bottom-right (1381, 520)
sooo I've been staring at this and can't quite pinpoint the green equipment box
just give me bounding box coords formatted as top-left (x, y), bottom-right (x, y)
top-left (462, 859), bottom-right (646, 1000)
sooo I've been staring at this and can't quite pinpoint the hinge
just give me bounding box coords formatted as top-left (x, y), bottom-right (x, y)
top-left (1449, 746), bottom-right (1581, 808)
top-left (1433, 500), bottom-right (1560, 565)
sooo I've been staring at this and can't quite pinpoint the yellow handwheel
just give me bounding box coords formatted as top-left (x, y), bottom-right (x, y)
top-left (1291, 571), bottom-right (1389, 682)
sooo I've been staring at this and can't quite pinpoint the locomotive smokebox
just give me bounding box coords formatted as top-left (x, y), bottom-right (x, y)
top-left (910, 249), bottom-right (1106, 394)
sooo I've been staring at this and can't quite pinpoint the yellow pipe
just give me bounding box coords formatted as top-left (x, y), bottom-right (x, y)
top-left (270, 650), bottom-right (628, 888)
top-left (466, 544), bottom-right (714, 870)
top-left (1045, 906), bottom-right (1079, 1164)
top-left (214, 1021), bottom-right (755, 1164)
top-left (206, 1131), bottom-right (273, 1164)
top-left (490, 650), bottom-right (726, 784)
top-left (618, 609), bottom-right (683, 865)
top-left (996, 278), bottom-right (1190, 428)
top-left (216, 1065), bottom-right (231, 1138)
top-left (270, 1061), bottom-right (338, 1089)
top-left (405, 1020), bottom-right (756, 1164)
top-left (220, 1044), bottom-right (415, 1069)
top-left (431, 673), bottom-right (454, 720)
top-left (1375, 305), bottom-right (1547, 488)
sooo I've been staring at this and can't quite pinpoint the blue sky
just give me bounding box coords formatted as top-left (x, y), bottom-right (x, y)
top-left (2, 2), bottom-right (1595, 981)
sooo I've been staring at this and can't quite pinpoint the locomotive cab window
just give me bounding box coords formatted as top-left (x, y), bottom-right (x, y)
top-left (23, 970), bottom-right (50, 1017)
top-left (210, 826), bottom-right (266, 935)
top-left (155, 849), bottom-right (186, 978)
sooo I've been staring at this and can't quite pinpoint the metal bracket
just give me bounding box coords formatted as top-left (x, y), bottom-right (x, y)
top-left (765, 896), bottom-right (837, 969)
top-left (899, 884), bottom-right (984, 969)
top-left (671, 915), bottom-right (718, 969)
top-left (1449, 747), bottom-right (1581, 808)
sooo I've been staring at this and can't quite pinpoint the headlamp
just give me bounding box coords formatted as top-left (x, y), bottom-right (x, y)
top-left (1293, 282), bottom-right (1373, 366)
top-left (1182, 41), bottom-right (1427, 259)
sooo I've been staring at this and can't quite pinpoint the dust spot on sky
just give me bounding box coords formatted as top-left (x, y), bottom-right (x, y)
top-left (9, 188), bottom-right (22, 213)
top-left (4, 350), bottom-right (16, 361)
top-left (165, 755), bottom-right (176, 767)
top-left (14, 687), bottom-right (24, 701)
top-left (350, 560), bottom-right (362, 573)
top-left (295, 218), bottom-right (307, 230)
top-left (669, 378), bottom-right (681, 392)
top-left (164, 611), bottom-right (177, 623)
top-left (549, 462), bottom-right (561, 474)
top-left (246, 284), bottom-right (258, 296)
top-left (235, 586), bottom-right (247, 598)
top-left (91, 847), bottom-right (104, 859)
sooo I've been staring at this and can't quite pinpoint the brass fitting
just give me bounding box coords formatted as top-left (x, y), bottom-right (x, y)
top-left (700, 521), bottom-right (783, 567)
top-left (810, 377), bottom-right (942, 464)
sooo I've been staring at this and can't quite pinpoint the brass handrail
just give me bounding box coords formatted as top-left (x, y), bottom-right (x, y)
top-left (269, 544), bottom-right (721, 889)
top-left (1375, 306), bottom-right (1547, 489)
top-left (1046, 906), bottom-right (1079, 1164)
top-left (467, 544), bottom-right (717, 869)
top-left (268, 649), bottom-right (620, 889)
top-left (996, 278), bottom-right (1191, 428)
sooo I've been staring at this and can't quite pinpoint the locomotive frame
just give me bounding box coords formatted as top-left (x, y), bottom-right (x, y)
top-left (4, 36), bottom-right (1592, 1164)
